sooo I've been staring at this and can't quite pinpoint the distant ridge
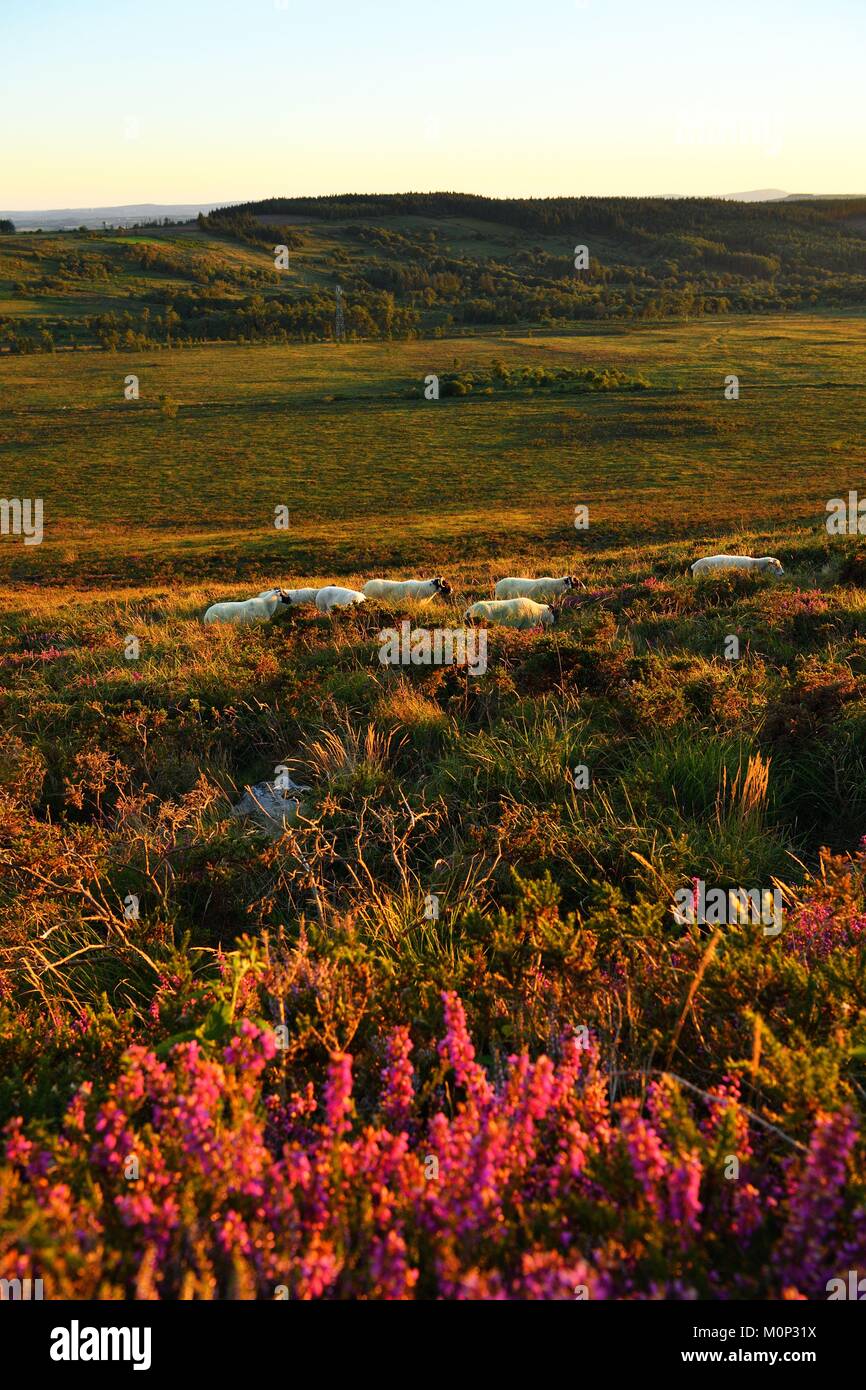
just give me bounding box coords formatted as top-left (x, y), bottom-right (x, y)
top-left (6, 194), bottom-right (866, 229)
top-left (720, 189), bottom-right (791, 202)
top-left (720, 190), bottom-right (866, 203)
top-left (0, 202), bottom-right (235, 230)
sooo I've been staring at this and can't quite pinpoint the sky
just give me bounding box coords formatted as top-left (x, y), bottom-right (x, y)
top-left (3, 0), bottom-right (864, 208)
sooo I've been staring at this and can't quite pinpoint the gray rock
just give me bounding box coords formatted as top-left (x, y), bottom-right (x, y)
top-left (231, 779), bottom-right (311, 838)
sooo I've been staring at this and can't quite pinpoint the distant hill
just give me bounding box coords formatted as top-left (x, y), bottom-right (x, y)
top-left (0, 202), bottom-right (234, 231)
top-left (721, 189), bottom-right (791, 202)
top-left (207, 191), bottom-right (866, 254)
top-left (2, 191), bottom-right (865, 352)
top-left (720, 190), bottom-right (866, 203)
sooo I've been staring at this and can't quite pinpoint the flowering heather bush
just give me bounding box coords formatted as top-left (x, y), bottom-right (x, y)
top-left (2, 993), bottom-right (864, 1301)
top-left (782, 842), bottom-right (866, 962)
top-left (784, 900), bottom-right (866, 962)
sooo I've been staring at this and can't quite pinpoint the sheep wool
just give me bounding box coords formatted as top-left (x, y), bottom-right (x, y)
top-left (464, 597), bottom-right (555, 629)
top-left (690, 555), bottom-right (784, 576)
top-left (204, 589), bottom-right (287, 625)
top-left (362, 577), bottom-right (452, 602)
top-left (282, 588), bottom-right (320, 605)
top-left (494, 575), bottom-right (579, 601)
top-left (315, 586), bottom-right (367, 612)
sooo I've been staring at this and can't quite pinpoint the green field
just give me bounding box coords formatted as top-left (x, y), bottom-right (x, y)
top-left (1, 315), bottom-right (864, 584)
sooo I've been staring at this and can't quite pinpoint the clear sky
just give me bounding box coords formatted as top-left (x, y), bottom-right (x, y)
top-left (3, 0), bottom-right (864, 208)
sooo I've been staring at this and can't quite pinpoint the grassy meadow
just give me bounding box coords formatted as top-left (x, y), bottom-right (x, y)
top-left (1, 314), bottom-right (865, 582)
top-left (2, 306), bottom-right (866, 1299)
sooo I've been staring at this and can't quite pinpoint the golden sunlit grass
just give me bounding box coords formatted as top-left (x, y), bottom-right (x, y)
top-left (1, 316), bottom-right (864, 584)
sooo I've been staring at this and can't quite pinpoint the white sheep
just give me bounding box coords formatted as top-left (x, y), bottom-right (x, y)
top-left (280, 587), bottom-right (320, 606)
top-left (315, 586), bottom-right (367, 612)
top-left (362, 577), bottom-right (453, 603)
top-left (494, 575), bottom-right (580, 602)
top-left (690, 555), bottom-right (784, 577)
top-left (204, 588), bottom-right (289, 625)
top-left (464, 597), bottom-right (556, 629)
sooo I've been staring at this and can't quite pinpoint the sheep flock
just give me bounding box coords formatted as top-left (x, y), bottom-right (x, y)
top-left (203, 555), bottom-right (785, 630)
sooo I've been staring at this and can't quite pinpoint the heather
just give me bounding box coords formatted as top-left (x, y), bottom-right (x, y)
top-left (3, 997), bottom-right (864, 1300)
top-left (2, 528), bottom-right (866, 1297)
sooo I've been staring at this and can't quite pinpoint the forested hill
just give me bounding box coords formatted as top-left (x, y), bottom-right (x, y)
top-left (200, 191), bottom-right (866, 331)
top-left (2, 192), bottom-right (866, 352)
top-left (222, 189), bottom-right (866, 238)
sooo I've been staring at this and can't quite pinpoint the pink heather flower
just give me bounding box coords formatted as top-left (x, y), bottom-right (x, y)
top-left (516, 1250), bottom-right (605, 1301)
top-left (783, 900), bottom-right (865, 962)
top-left (620, 1101), bottom-right (668, 1219)
top-left (4, 1007), bottom-right (862, 1301)
top-left (4, 1118), bottom-right (33, 1167)
top-left (295, 1238), bottom-right (342, 1298)
top-left (667, 1151), bottom-right (704, 1242)
top-left (381, 1027), bottom-right (415, 1131)
top-left (223, 1017), bottom-right (278, 1075)
top-left (438, 992), bottom-right (493, 1106)
top-left (116, 1191), bottom-right (158, 1228)
top-left (63, 1082), bottom-right (93, 1136)
top-left (775, 1107), bottom-right (861, 1294)
top-left (323, 1053), bottom-right (354, 1137)
top-left (731, 1182), bottom-right (765, 1241)
top-left (215, 1209), bottom-right (254, 1258)
top-left (368, 1228), bottom-right (419, 1299)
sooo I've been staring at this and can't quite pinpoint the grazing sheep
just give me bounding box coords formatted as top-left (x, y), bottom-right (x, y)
top-left (315, 586), bottom-right (367, 612)
top-left (280, 587), bottom-right (320, 606)
top-left (494, 575), bottom-right (580, 602)
top-left (464, 597), bottom-right (556, 629)
top-left (690, 555), bottom-right (784, 577)
top-left (362, 577), bottom-right (453, 603)
top-left (204, 588), bottom-right (289, 625)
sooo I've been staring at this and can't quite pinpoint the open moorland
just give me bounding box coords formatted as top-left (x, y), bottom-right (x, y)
top-left (1, 199), bottom-right (866, 1299)
top-left (1, 315), bottom-right (865, 582)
